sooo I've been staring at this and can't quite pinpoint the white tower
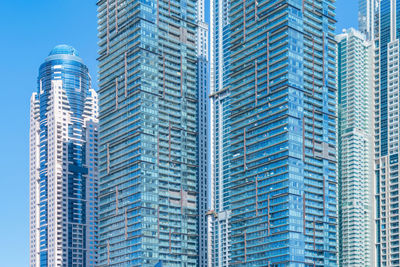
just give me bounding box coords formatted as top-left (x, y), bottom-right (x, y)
top-left (29, 45), bottom-right (98, 266)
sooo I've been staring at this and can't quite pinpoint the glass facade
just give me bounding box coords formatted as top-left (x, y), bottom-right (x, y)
top-left (208, 0), bottom-right (232, 264)
top-left (29, 45), bottom-right (99, 267)
top-left (97, 0), bottom-right (207, 266)
top-left (197, 0), bottom-right (209, 265)
top-left (336, 28), bottom-right (374, 266)
top-left (374, 0), bottom-right (400, 266)
top-left (358, 0), bottom-right (376, 40)
top-left (227, 0), bottom-right (338, 265)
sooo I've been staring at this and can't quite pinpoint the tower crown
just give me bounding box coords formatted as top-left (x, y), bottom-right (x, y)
top-left (45, 44), bottom-right (83, 64)
top-left (49, 44), bottom-right (79, 56)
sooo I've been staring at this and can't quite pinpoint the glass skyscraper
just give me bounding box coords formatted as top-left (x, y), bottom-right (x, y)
top-left (96, 0), bottom-right (208, 265)
top-left (337, 28), bottom-right (374, 266)
top-left (208, 0), bottom-right (232, 264)
top-left (197, 0), bottom-right (209, 265)
top-left (374, 0), bottom-right (400, 266)
top-left (211, 0), bottom-right (339, 265)
top-left (29, 45), bottom-right (99, 266)
top-left (358, 0), bottom-right (376, 40)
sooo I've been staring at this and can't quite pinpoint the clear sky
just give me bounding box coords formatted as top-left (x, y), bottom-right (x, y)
top-left (0, 0), bottom-right (356, 265)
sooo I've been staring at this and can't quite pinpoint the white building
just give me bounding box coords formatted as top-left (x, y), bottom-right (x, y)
top-left (336, 28), bottom-right (374, 267)
top-left (29, 45), bottom-right (98, 266)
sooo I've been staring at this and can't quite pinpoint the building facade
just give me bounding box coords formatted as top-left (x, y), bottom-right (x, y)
top-left (374, 0), bottom-right (400, 266)
top-left (196, 0), bottom-right (209, 264)
top-left (358, 0), bottom-right (376, 40)
top-left (208, 0), bottom-right (232, 264)
top-left (227, 0), bottom-right (338, 265)
top-left (29, 45), bottom-right (99, 267)
top-left (336, 28), bottom-right (374, 267)
top-left (96, 0), bottom-right (207, 265)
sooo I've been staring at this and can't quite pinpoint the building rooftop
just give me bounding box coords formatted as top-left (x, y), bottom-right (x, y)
top-left (49, 44), bottom-right (79, 57)
top-left (45, 44), bottom-right (84, 64)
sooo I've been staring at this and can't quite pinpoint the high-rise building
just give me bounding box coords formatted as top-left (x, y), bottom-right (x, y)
top-left (208, 0), bottom-right (232, 264)
top-left (29, 45), bottom-right (99, 267)
top-left (336, 28), bottom-right (374, 267)
top-left (196, 0), bottom-right (209, 264)
top-left (96, 0), bottom-right (208, 265)
top-left (358, 0), bottom-right (376, 40)
top-left (374, 0), bottom-right (400, 266)
top-left (225, 0), bottom-right (338, 265)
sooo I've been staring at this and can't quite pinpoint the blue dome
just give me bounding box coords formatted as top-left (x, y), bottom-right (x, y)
top-left (45, 44), bottom-right (84, 64)
top-left (49, 45), bottom-right (79, 57)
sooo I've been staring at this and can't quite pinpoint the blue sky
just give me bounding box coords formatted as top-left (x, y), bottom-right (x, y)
top-left (0, 0), bottom-right (356, 265)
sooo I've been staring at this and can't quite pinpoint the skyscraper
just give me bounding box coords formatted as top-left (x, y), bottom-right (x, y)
top-left (96, 0), bottom-right (208, 265)
top-left (29, 45), bottom-right (99, 266)
top-left (196, 0), bottom-right (209, 264)
top-left (358, 0), bottom-right (376, 40)
top-left (374, 0), bottom-right (400, 265)
top-left (336, 28), bottom-right (374, 266)
top-left (225, 0), bottom-right (338, 265)
top-left (208, 0), bottom-right (232, 264)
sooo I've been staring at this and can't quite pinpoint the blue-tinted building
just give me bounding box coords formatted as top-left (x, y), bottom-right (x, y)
top-left (96, 0), bottom-right (208, 265)
top-left (196, 0), bottom-right (210, 265)
top-left (374, 0), bottom-right (400, 266)
top-left (226, 0), bottom-right (338, 265)
top-left (29, 45), bottom-right (99, 266)
top-left (208, 0), bottom-right (232, 263)
top-left (358, 0), bottom-right (376, 40)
